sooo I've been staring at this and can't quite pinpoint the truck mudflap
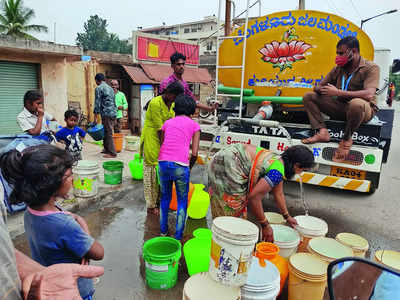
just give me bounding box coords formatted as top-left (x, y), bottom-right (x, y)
top-left (294, 172), bottom-right (371, 193)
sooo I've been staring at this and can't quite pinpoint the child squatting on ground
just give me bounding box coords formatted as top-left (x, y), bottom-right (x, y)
top-left (0, 144), bottom-right (104, 300)
top-left (55, 109), bottom-right (86, 162)
top-left (158, 94), bottom-right (201, 240)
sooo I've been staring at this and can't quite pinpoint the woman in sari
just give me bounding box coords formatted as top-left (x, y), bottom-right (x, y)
top-left (208, 144), bottom-right (315, 242)
top-left (140, 81), bottom-right (184, 215)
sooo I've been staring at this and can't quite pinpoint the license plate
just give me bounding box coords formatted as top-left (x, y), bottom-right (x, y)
top-left (330, 166), bottom-right (366, 180)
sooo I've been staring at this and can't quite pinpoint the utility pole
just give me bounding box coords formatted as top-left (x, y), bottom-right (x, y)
top-left (54, 22), bottom-right (56, 43)
top-left (224, 0), bottom-right (231, 36)
top-left (299, 0), bottom-right (305, 10)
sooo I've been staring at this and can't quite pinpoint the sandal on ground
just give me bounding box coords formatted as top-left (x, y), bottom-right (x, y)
top-left (333, 139), bottom-right (353, 162)
top-left (103, 154), bottom-right (117, 158)
top-left (160, 231), bottom-right (170, 237)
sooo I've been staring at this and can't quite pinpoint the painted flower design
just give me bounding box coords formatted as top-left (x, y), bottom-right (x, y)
top-left (259, 40), bottom-right (312, 71)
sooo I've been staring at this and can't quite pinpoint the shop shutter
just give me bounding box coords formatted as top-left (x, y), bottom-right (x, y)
top-left (0, 61), bottom-right (39, 134)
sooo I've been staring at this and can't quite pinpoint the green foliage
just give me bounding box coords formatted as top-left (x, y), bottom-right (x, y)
top-left (0, 0), bottom-right (48, 39)
top-left (76, 15), bottom-right (132, 54)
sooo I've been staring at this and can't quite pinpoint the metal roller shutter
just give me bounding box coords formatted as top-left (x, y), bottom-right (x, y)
top-left (0, 61), bottom-right (39, 134)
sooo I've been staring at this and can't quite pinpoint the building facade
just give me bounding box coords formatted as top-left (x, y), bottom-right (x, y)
top-left (0, 37), bottom-right (212, 136)
top-left (139, 16), bottom-right (221, 55)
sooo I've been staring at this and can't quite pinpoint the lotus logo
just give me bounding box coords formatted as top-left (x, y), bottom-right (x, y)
top-left (259, 28), bottom-right (312, 72)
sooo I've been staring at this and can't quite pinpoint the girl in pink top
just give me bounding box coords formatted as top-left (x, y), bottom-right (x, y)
top-left (158, 94), bottom-right (201, 240)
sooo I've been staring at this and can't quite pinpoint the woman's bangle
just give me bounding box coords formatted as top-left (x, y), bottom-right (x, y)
top-left (259, 218), bottom-right (269, 228)
top-left (283, 212), bottom-right (290, 220)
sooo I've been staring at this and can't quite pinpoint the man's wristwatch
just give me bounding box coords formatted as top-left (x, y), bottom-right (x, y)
top-left (283, 212), bottom-right (290, 220)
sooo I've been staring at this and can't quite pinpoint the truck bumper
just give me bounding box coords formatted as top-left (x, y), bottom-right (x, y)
top-left (295, 172), bottom-right (371, 192)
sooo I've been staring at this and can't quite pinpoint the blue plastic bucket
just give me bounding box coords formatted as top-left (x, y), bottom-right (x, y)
top-left (87, 124), bottom-right (104, 141)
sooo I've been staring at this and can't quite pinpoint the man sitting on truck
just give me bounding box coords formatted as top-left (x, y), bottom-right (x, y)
top-left (301, 36), bottom-right (379, 161)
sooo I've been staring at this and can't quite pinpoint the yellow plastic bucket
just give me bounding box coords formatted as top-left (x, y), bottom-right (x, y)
top-left (307, 237), bottom-right (353, 263)
top-left (374, 250), bottom-right (400, 271)
top-left (288, 253), bottom-right (328, 300)
top-left (182, 272), bottom-right (240, 300)
top-left (335, 233), bottom-right (369, 258)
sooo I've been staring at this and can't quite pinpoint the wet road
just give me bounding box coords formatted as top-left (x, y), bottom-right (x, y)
top-left (14, 185), bottom-right (213, 300)
top-left (13, 105), bottom-right (400, 299)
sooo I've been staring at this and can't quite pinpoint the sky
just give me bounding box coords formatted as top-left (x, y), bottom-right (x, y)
top-left (24, 0), bottom-right (399, 60)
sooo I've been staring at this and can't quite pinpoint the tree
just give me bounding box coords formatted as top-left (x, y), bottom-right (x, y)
top-left (0, 0), bottom-right (48, 39)
top-left (76, 15), bottom-right (132, 54)
top-left (76, 15), bottom-right (109, 51)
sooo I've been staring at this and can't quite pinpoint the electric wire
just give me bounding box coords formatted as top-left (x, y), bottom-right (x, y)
top-left (348, 0), bottom-right (362, 19)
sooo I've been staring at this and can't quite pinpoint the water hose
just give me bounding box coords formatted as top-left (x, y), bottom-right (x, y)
top-left (233, 96), bottom-right (303, 104)
top-left (217, 85), bottom-right (255, 96)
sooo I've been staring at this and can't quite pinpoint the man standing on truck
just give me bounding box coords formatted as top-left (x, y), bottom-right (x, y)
top-left (159, 52), bottom-right (217, 113)
top-left (301, 36), bottom-right (379, 161)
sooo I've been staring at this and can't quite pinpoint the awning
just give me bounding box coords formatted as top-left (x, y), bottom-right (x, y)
top-left (141, 63), bottom-right (212, 84)
top-left (122, 65), bottom-right (157, 84)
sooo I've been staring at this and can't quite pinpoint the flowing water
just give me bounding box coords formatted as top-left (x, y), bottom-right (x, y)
top-left (206, 120), bottom-right (228, 161)
top-left (276, 124), bottom-right (311, 215)
top-left (298, 176), bottom-right (310, 216)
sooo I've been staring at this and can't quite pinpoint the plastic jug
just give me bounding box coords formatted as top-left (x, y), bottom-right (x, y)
top-left (128, 153), bottom-right (143, 180)
top-left (187, 184), bottom-right (210, 219)
top-left (255, 242), bottom-right (289, 296)
top-left (170, 182), bottom-right (194, 210)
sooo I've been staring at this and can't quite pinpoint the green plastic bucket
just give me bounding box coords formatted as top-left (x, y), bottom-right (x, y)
top-left (102, 161), bottom-right (124, 185)
top-left (143, 237), bottom-right (182, 290)
top-left (183, 237), bottom-right (211, 276)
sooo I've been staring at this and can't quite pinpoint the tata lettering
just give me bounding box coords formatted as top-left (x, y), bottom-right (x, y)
top-left (252, 126), bottom-right (288, 136)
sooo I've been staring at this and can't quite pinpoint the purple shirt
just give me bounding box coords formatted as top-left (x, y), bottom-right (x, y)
top-left (159, 116), bottom-right (201, 165)
top-left (159, 73), bottom-right (198, 102)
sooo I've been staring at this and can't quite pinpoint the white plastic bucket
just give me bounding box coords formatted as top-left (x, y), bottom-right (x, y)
top-left (125, 136), bottom-right (140, 151)
top-left (294, 215), bottom-right (328, 253)
top-left (241, 257), bottom-right (281, 300)
top-left (72, 160), bottom-right (100, 198)
top-left (209, 216), bottom-right (259, 287)
top-left (182, 272), bottom-right (240, 300)
top-left (271, 225), bottom-right (300, 258)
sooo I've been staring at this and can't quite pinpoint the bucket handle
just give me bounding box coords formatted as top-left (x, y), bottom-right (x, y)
top-left (143, 254), bottom-right (178, 265)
